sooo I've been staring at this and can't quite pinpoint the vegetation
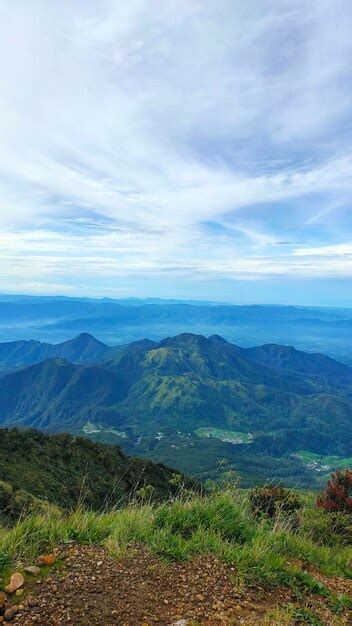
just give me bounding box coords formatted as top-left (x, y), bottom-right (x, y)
top-left (1, 333), bottom-right (352, 487)
top-left (249, 484), bottom-right (303, 519)
top-left (0, 428), bottom-right (194, 520)
top-left (317, 469), bottom-right (352, 513)
top-left (0, 484), bottom-right (351, 611)
top-left (195, 426), bottom-right (253, 444)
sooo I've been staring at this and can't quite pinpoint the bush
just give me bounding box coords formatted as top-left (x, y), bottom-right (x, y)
top-left (300, 506), bottom-right (352, 547)
top-left (0, 480), bottom-right (13, 517)
top-left (249, 484), bottom-right (302, 519)
top-left (317, 469), bottom-right (352, 513)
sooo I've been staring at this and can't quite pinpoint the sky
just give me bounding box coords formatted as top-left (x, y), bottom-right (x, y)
top-left (0, 1), bottom-right (352, 306)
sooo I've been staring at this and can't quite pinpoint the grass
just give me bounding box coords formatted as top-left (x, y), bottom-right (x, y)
top-left (195, 427), bottom-right (253, 444)
top-left (297, 451), bottom-right (352, 473)
top-left (263, 605), bottom-right (325, 625)
top-left (0, 488), bottom-right (351, 607)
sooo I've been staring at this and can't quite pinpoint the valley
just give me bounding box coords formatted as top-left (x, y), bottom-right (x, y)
top-left (0, 330), bottom-right (351, 488)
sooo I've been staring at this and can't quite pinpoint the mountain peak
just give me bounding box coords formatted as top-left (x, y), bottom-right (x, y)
top-left (66, 333), bottom-right (106, 346)
top-left (158, 333), bottom-right (209, 349)
top-left (208, 334), bottom-right (230, 345)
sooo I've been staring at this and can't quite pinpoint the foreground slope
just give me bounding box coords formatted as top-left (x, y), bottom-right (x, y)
top-left (0, 428), bottom-right (188, 516)
top-left (0, 487), bottom-right (351, 624)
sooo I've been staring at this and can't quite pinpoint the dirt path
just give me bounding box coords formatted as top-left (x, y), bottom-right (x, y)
top-left (3, 545), bottom-right (352, 625)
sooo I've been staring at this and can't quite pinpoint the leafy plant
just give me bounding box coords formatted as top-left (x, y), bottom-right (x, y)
top-left (249, 484), bottom-right (302, 519)
top-left (317, 469), bottom-right (352, 513)
top-left (291, 606), bottom-right (323, 625)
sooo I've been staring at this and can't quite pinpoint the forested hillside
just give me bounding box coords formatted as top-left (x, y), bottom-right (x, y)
top-left (0, 428), bottom-right (188, 519)
top-left (0, 333), bottom-right (351, 487)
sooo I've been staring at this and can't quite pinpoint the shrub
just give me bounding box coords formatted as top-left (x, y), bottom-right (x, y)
top-left (300, 507), bottom-right (352, 547)
top-left (316, 469), bottom-right (352, 513)
top-left (0, 480), bottom-right (13, 517)
top-left (249, 484), bottom-right (302, 519)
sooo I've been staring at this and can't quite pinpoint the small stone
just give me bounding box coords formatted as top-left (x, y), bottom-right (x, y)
top-left (0, 591), bottom-right (7, 607)
top-left (4, 573), bottom-right (24, 594)
top-left (27, 595), bottom-right (39, 607)
top-left (37, 554), bottom-right (56, 566)
top-left (172, 621), bottom-right (188, 626)
top-left (24, 565), bottom-right (40, 576)
top-left (96, 561), bottom-right (103, 566)
top-left (4, 606), bottom-right (19, 622)
top-left (196, 594), bottom-right (204, 602)
top-left (15, 589), bottom-right (24, 597)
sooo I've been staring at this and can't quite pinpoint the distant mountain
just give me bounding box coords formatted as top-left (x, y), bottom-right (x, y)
top-left (0, 358), bottom-right (127, 430)
top-left (0, 428), bottom-right (190, 518)
top-left (1, 294), bottom-right (352, 363)
top-left (0, 333), bottom-right (110, 372)
top-left (1, 332), bottom-right (352, 487)
top-left (245, 343), bottom-right (352, 379)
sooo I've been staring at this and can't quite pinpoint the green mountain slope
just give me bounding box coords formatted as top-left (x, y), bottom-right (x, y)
top-left (0, 428), bottom-right (189, 518)
top-left (1, 333), bottom-right (351, 486)
top-left (245, 343), bottom-right (352, 379)
top-left (0, 358), bottom-right (127, 430)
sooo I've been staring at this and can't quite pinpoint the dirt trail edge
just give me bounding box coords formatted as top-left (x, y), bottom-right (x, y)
top-left (3, 544), bottom-right (352, 625)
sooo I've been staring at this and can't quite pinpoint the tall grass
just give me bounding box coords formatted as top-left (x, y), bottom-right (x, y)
top-left (0, 488), bottom-right (351, 600)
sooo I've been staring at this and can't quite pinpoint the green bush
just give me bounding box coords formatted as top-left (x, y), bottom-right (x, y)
top-left (0, 480), bottom-right (13, 517)
top-left (249, 484), bottom-right (302, 519)
top-left (300, 506), bottom-right (352, 547)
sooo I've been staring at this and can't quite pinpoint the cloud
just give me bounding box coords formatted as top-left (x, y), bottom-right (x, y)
top-left (295, 244), bottom-right (352, 257)
top-left (0, 1), bottom-right (352, 298)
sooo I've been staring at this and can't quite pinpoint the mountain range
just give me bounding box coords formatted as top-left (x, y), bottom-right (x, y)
top-left (0, 331), bottom-right (351, 487)
top-left (1, 294), bottom-right (352, 364)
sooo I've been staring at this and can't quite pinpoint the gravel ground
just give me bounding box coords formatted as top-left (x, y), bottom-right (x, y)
top-left (1, 544), bottom-right (351, 625)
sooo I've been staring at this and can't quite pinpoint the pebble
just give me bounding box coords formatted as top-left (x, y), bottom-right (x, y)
top-left (0, 592), bottom-right (7, 608)
top-left (27, 595), bottom-right (39, 607)
top-left (24, 565), bottom-right (40, 576)
top-left (4, 605), bottom-right (19, 622)
top-left (4, 573), bottom-right (24, 594)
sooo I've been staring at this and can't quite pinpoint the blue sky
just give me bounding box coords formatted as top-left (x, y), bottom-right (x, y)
top-left (0, 1), bottom-right (352, 305)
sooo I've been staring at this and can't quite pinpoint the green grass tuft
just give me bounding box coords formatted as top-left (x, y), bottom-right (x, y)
top-left (0, 486), bottom-right (351, 609)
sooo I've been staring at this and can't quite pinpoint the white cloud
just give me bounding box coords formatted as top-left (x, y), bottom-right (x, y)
top-left (0, 1), bottom-right (352, 293)
top-left (295, 244), bottom-right (352, 257)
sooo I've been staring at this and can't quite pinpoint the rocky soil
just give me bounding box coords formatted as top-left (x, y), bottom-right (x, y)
top-left (0, 544), bottom-right (351, 625)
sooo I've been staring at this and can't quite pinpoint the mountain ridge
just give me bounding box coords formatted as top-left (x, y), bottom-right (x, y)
top-left (0, 332), bottom-right (351, 486)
